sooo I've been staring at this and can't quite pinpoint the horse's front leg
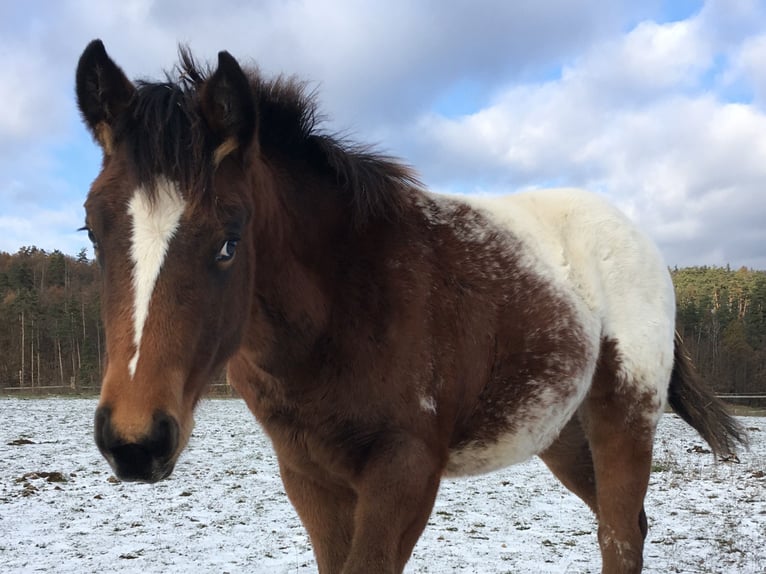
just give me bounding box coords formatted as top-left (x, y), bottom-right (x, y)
top-left (342, 438), bottom-right (443, 574)
top-left (278, 461), bottom-right (356, 573)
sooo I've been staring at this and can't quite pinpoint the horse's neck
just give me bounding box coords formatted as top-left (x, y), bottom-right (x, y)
top-left (244, 169), bottom-right (347, 377)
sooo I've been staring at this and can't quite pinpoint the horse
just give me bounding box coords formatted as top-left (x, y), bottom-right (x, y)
top-left (75, 40), bottom-right (746, 574)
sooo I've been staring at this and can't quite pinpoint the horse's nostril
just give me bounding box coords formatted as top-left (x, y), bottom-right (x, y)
top-left (94, 406), bottom-right (115, 453)
top-left (149, 412), bottom-right (179, 460)
top-left (93, 408), bottom-right (179, 482)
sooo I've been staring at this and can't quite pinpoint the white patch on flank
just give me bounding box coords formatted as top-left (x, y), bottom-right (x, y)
top-left (429, 187), bottom-right (677, 476)
top-left (444, 365), bottom-right (596, 477)
top-left (462, 188), bottom-right (676, 426)
top-left (127, 178), bottom-right (186, 378)
top-left (419, 395), bottom-right (437, 415)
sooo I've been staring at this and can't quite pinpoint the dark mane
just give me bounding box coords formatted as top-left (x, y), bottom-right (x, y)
top-left (115, 76), bottom-right (210, 198)
top-left (116, 47), bottom-right (421, 224)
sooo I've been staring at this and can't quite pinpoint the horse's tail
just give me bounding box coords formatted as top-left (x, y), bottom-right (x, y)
top-left (668, 331), bottom-right (748, 458)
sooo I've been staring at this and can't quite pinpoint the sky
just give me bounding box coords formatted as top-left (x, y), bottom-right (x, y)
top-left (2, 0), bottom-right (766, 268)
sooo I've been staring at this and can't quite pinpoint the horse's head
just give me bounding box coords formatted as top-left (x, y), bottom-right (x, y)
top-left (76, 40), bottom-right (257, 482)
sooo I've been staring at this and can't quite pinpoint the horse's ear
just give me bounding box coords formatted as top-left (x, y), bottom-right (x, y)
top-left (75, 40), bottom-right (135, 155)
top-left (200, 51), bottom-right (256, 167)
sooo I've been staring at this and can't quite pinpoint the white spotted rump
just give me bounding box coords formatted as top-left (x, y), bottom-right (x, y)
top-left (464, 188), bottom-right (676, 424)
top-left (127, 178), bottom-right (186, 378)
top-left (427, 188), bottom-right (676, 476)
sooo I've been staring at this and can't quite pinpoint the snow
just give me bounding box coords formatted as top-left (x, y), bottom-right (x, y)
top-left (0, 398), bottom-right (763, 573)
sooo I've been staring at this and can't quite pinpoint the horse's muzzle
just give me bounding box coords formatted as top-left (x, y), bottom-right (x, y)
top-left (94, 407), bottom-right (179, 483)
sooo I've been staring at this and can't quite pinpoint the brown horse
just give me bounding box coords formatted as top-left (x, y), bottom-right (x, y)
top-left (76, 40), bottom-right (746, 574)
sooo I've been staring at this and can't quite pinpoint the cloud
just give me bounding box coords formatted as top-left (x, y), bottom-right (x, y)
top-left (0, 37), bottom-right (73, 155)
top-left (397, 10), bottom-right (766, 268)
top-left (1, 1), bottom-right (765, 270)
top-left (0, 202), bottom-right (89, 257)
top-left (723, 33), bottom-right (766, 108)
top-left (35, 0), bottom-right (649, 129)
top-left (578, 18), bottom-right (712, 101)
top-left (696, 0), bottom-right (766, 50)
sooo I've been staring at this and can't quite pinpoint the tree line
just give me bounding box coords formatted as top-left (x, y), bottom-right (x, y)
top-left (1, 248), bottom-right (765, 398)
top-left (0, 247), bottom-right (101, 390)
top-left (672, 265), bottom-right (766, 398)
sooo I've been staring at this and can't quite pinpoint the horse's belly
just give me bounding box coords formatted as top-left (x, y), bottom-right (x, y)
top-left (443, 380), bottom-right (589, 477)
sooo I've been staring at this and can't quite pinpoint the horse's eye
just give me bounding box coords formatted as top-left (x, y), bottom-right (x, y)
top-left (79, 226), bottom-right (99, 251)
top-left (215, 239), bottom-right (238, 263)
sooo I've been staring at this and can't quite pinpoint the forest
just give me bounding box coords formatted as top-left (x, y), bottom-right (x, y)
top-left (0, 248), bottom-right (765, 401)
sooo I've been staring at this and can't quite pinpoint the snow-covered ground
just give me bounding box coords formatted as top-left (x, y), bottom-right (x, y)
top-left (0, 398), bottom-right (763, 573)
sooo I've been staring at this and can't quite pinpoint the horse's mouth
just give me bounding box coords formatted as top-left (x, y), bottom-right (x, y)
top-left (117, 463), bottom-right (175, 484)
top-left (94, 407), bottom-right (182, 484)
top-left (102, 447), bottom-right (177, 484)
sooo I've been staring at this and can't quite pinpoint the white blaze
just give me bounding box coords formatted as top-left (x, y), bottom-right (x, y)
top-left (127, 178), bottom-right (186, 378)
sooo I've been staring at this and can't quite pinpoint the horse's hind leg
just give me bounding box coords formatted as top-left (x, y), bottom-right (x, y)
top-left (539, 413), bottom-right (597, 514)
top-left (584, 404), bottom-right (653, 574)
top-left (582, 340), bottom-right (662, 574)
top-left (540, 412), bottom-right (649, 559)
